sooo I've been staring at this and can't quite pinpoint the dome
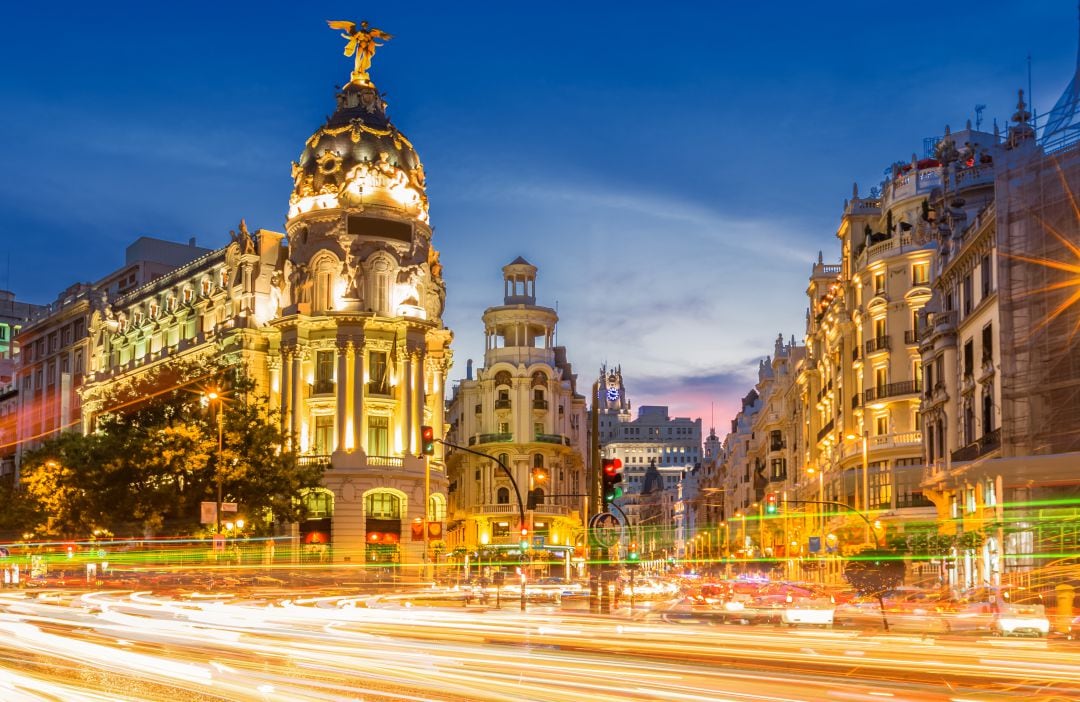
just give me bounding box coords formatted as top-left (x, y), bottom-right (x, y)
top-left (288, 81), bottom-right (429, 223)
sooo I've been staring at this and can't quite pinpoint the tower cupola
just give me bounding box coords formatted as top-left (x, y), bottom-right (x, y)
top-left (502, 256), bottom-right (537, 305)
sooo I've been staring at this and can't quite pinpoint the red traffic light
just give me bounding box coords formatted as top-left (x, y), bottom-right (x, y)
top-left (602, 458), bottom-right (622, 476)
top-left (420, 425), bottom-right (435, 456)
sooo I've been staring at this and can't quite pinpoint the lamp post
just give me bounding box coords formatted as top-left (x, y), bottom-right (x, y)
top-left (846, 431), bottom-right (871, 544)
top-left (203, 390), bottom-right (225, 535)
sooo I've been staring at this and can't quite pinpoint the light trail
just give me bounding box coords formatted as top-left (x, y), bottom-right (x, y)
top-left (0, 589), bottom-right (1077, 701)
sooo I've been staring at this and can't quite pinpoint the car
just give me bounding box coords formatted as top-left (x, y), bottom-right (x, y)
top-left (993, 602), bottom-right (1050, 637)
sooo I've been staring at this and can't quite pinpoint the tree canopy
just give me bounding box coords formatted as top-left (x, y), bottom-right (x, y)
top-left (14, 362), bottom-right (326, 539)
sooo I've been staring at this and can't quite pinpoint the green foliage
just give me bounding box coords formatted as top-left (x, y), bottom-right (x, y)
top-left (17, 361), bottom-right (325, 538)
top-left (843, 549), bottom-right (906, 597)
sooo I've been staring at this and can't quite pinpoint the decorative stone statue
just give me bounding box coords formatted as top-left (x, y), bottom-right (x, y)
top-left (327, 20), bottom-right (393, 84)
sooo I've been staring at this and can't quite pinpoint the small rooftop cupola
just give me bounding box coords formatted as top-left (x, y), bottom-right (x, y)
top-left (502, 256), bottom-right (537, 305)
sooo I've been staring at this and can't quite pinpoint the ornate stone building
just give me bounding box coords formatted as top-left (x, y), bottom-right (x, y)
top-left (444, 259), bottom-right (587, 574)
top-left (77, 32), bottom-right (452, 567)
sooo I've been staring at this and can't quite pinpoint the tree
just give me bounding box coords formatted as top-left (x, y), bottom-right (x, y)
top-left (844, 549), bottom-right (906, 631)
top-left (18, 361), bottom-right (325, 538)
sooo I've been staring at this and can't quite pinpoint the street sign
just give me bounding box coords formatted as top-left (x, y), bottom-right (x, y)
top-left (808, 536), bottom-right (821, 553)
top-left (588, 512), bottom-right (621, 548)
top-left (221, 502), bottom-right (238, 513)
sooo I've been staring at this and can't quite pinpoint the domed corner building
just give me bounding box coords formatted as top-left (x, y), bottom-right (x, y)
top-left (79, 25), bottom-right (452, 569)
top-left (444, 258), bottom-right (589, 581)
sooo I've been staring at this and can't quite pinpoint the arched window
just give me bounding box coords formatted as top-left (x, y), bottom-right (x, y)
top-left (533, 453), bottom-right (544, 469)
top-left (302, 489), bottom-right (334, 519)
top-left (496, 487), bottom-right (510, 504)
top-left (365, 491), bottom-right (401, 519)
top-left (428, 494), bottom-right (446, 521)
top-left (312, 256), bottom-right (338, 313)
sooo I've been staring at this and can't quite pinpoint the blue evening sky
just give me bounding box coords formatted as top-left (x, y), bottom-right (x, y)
top-left (1, 1), bottom-right (1076, 428)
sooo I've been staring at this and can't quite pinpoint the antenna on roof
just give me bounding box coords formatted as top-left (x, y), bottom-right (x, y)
top-left (975, 104), bottom-right (986, 131)
top-left (1028, 52), bottom-right (1035, 128)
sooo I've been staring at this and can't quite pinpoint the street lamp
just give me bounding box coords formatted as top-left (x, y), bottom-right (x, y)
top-left (203, 389), bottom-right (225, 535)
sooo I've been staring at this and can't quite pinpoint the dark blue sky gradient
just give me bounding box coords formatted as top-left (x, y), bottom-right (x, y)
top-left (1, 1), bottom-right (1076, 424)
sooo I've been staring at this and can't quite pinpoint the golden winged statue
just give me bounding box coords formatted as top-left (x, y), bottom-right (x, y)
top-left (327, 20), bottom-right (393, 85)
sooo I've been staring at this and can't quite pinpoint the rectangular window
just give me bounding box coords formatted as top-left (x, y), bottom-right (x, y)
top-left (368, 351), bottom-right (389, 395)
top-left (965, 488), bottom-right (977, 514)
top-left (873, 317), bottom-right (886, 339)
top-left (962, 274), bottom-right (973, 315)
top-left (982, 323), bottom-right (993, 362)
top-left (964, 339), bottom-right (974, 377)
top-left (492, 521), bottom-right (510, 537)
top-left (875, 366), bottom-right (887, 390)
top-left (984, 477), bottom-right (997, 507)
top-left (533, 422), bottom-right (543, 438)
top-left (873, 272), bottom-right (885, 295)
top-left (498, 421), bottom-right (510, 434)
top-left (313, 415), bottom-right (334, 454)
top-left (875, 415), bottom-right (888, 436)
top-left (868, 461), bottom-right (891, 510)
top-left (981, 254), bottom-right (992, 297)
top-left (912, 262), bottom-right (929, 286)
top-left (367, 416), bottom-right (389, 456)
top-left (895, 458), bottom-right (932, 508)
top-left (315, 350), bottom-right (335, 393)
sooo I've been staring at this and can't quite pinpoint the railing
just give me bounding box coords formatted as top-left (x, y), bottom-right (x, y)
top-left (532, 400), bottom-right (549, 410)
top-left (838, 431), bottom-right (922, 460)
top-left (469, 433), bottom-right (514, 446)
top-left (865, 336), bottom-right (891, 354)
top-left (950, 427), bottom-right (1001, 463)
top-left (816, 379), bottom-right (833, 403)
top-left (297, 454), bottom-right (331, 468)
top-left (863, 380), bottom-right (921, 402)
top-left (769, 440), bottom-right (786, 452)
top-left (904, 330), bottom-right (919, 345)
top-left (535, 433), bottom-right (571, 446)
top-left (367, 382), bottom-right (391, 396)
top-left (367, 455), bottom-right (404, 468)
top-left (494, 399), bottom-right (512, 410)
top-left (816, 418), bottom-right (835, 442)
top-left (311, 379), bottom-right (335, 395)
top-left (478, 503), bottom-right (571, 516)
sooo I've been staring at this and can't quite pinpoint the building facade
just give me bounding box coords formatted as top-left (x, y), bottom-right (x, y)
top-left (444, 258), bottom-right (588, 574)
top-left (68, 41), bottom-right (453, 567)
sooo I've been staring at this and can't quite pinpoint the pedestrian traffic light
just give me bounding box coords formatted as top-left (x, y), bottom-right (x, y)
top-left (601, 458), bottom-right (623, 506)
top-left (421, 425), bottom-right (435, 455)
top-left (765, 492), bottom-right (778, 515)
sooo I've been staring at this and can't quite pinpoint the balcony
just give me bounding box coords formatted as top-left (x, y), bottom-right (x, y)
top-left (536, 433), bottom-right (571, 446)
top-left (311, 379), bottom-right (335, 395)
top-left (863, 380), bottom-right (922, 403)
top-left (367, 455), bottom-right (404, 468)
top-left (477, 502), bottom-right (571, 516)
top-left (532, 399), bottom-right (549, 411)
top-left (297, 454), bottom-right (331, 468)
top-left (494, 399), bottom-right (512, 410)
top-left (469, 433), bottom-right (513, 446)
top-left (865, 336), bottom-right (891, 354)
top-left (367, 382), bottom-right (391, 397)
top-left (950, 427), bottom-right (1001, 463)
top-left (904, 330), bottom-right (919, 345)
top-left (816, 418), bottom-right (835, 443)
top-left (816, 379), bottom-right (833, 403)
top-left (838, 431), bottom-right (922, 460)
top-left (769, 440), bottom-right (786, 452)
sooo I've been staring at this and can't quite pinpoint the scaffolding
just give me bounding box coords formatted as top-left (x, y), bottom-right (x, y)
top-left (998, 140), bottom-right (1080, 457)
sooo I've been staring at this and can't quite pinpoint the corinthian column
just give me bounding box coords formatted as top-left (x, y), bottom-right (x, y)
top-left (336, 344), bottom-right (348, 452)
top-left (291, 349), bottom-right (305, 448)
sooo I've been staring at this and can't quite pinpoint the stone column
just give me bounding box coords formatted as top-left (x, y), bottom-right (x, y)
top-left (353, 344), bottom-right (365, 453)
top-left (336, 344), bottom-right (348, 452)
top-left (281, 349), bottom-right (293, 443)
top-left (291, 350), bottom-right (304, 448)
top-left (402, 351), bottom-right (414, 455)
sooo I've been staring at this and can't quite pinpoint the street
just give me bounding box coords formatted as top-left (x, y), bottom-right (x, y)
top-left (1, 585), bottom-right (1077, 701)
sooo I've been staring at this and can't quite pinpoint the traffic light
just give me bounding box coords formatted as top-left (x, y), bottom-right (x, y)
top-left (627, 541), bottom-right (639, 562)
top-left (765, 492), bottom-right (778, 515)
top-left (519, 526), bottom-right (529, 551)
top-left (601, 458), bottom-right (623, 506)
top-left (421, 425), bottom-right (435, 455)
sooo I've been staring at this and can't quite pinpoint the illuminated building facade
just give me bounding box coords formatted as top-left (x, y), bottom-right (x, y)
top-left (0, 290), bottom-right (43, 481)
top-left (444, 259), bottom-right (587, 571)
top-left (76, 42), bottom-right (453, 567)
top-left (921, 95), bottom-right (1080, 588)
